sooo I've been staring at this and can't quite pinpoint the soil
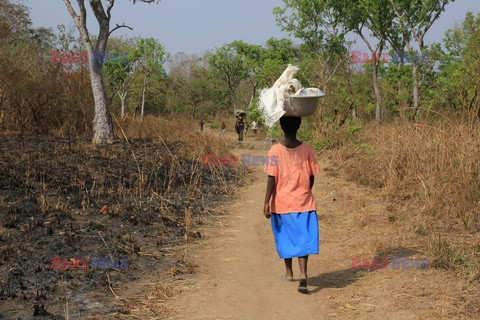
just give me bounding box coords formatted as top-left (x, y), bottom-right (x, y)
top-left (0, 135), bottom-right (242, 319)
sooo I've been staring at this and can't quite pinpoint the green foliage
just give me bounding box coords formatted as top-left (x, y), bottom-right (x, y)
top-left (310, 117), bottom-right (363, 150)
top-left (274, 0), bottom-right (349, 55)
top-left (133, 37), bottom-right (167, 76)
top-left (247, 102), bottom-right (264, 125)
top-left (207, 45), bottom-right (249, 91)
top-left (432, 12), bottom-right (480, 119)
top-left (267, 124), bottom-right (283, 138)
top-left (297, 118), bottom-right (314, 142)
top-left (207, 43), bottom-right (250, 114)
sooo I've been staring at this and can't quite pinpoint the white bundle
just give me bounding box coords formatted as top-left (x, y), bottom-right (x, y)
top-left (258, 64), bottom-right (303, 129)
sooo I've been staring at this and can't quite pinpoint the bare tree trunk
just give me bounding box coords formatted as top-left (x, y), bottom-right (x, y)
top-left (192, 102), bottom-right (197, 119)
top-left (232, 89), bottom-right (237, 115)
top-left (357, 30), bottom-right (384, 125)
top-left (411, 61), bottom-right (420, 121)
top-left (88, 47), bottom-right (114, 144)
top-left (396, 61), bottom-right (403, 114)
top-left (248, 80), bottom-right (258, 107)
top-left (118, 90), bottom-right (127, 120)
top-left (141, 75), bottom-right (149, 118)
top-left (372, 62), bottom-right (383, 125)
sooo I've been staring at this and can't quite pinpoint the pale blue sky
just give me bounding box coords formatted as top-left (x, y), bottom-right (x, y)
top-left (27, 0), bottom-right (479, 54)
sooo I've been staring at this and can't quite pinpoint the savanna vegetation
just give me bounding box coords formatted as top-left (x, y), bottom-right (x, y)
top-left (0, 0), bottom-right (479, 317)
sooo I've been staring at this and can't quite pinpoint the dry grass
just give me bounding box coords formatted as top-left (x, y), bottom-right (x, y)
top-left (329, 119), bottom-right (480, 280)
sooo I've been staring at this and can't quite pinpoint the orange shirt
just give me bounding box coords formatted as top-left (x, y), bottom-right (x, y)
top-left (264, 143), bottom-right (320, 214)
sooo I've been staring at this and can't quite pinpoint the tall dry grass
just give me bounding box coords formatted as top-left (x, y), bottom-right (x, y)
top-left (114, 116), bottom-right (234, 157)
top-left (110, 115), bottom-right (242, 226)
top-left (331, 118), bottom-right (480, 278)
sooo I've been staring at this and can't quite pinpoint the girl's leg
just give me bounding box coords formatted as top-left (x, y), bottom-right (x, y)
top-left (284, 258), bottom-right (293, 280)
top-left (297, 256), bottom-right (309, 292)
top-left (298, 255), bottom-right (309, 279)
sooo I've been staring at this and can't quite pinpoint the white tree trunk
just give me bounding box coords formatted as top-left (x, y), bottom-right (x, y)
top-left (232, 89), bottom-right (237, 115)
top-left (411, 61), bottom-right (420, 121)
top-left (372, 62), bottom-right (383, 125)
top-left (141, 75), bottom-right (149, 118)
top-left (118, 90), bottom-right (128, 120)
top-left (89, 55), bottom-right (114, 144)
top-left (357, 30), bottom-right (384, 125)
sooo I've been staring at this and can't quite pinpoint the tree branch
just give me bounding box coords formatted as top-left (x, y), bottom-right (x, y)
top-left (63, 0), bottom-right (79, 22)
top-left (76, 0), bottom-right (87, 25)
top-left (106, 0), bottom-right (115, 19)
top-left (63, 0), bottom-right (91, 45)
top-left (419, 0), bottom-right (449, 42)
top-left (109, 23), bottom-right (133, 37)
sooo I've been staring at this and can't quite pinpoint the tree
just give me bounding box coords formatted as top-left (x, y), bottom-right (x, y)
top-left (132, 38), bottom-right (166, 118)
top-left (229, 41), bottom-right (264, 107)
top-left (104, 38), bottom-right (139, 120)
top-left (389, 0), bottom-right (455, 121)
top-left (274, 0), bottom-right (397, 124)
top-left (207, 44), bottom-right (249, 115)
top-left (0, 1), bottom-right (67, 134)
top-left (436, 12), bottom-right (480, 124)
top-left (229, 39), bottom-right (297, 108)
top-left (255, 38), bottom-right (298, 88)
top-left (274, 0), bottom-right (350, 94)
top-left (62, 0), bottom-right (157, 145)
top-left (337, 0), bottom-right (398, 125)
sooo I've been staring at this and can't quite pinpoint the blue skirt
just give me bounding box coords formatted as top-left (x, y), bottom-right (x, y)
top-left (270, 210), bottom-right (319, 259)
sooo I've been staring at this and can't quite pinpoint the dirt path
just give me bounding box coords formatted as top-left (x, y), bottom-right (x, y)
top-left (166, 130), bottom-right (468, 320)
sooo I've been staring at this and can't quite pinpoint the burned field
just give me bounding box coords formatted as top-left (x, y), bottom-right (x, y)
top-left (0, 135), bottom-right (243, 319)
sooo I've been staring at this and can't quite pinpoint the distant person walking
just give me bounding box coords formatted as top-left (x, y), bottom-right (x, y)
top-left (252, 120), bottom-right (258, 135)
top-left (235, 118), bottom-right (245, 141)
top-left (221, 122), bottom-right (226, 136)
top-left (199, 120), bottom-right (205, 132)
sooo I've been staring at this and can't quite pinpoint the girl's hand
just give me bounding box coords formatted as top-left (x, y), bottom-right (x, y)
top-left (263, 203), bottom-right (272, 219)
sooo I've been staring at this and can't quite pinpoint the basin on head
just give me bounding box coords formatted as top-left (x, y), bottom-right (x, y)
top-left (283, 88), bottom-right (325, 117)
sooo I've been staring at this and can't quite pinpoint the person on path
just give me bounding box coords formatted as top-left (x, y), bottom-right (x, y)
top-left (251, 120), bottom-right (258, 135)
top-left (263, 116), bottom-right (320, 293)
top-left (221, 122), bottom-right (226, 136)
top-left (235, 118), bottom-right (245, 141)
top-left (199, 120), bottom-right (205, 132)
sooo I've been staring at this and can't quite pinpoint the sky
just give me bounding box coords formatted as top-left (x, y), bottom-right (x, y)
top-left (26, 0), bottom-right (480, 55)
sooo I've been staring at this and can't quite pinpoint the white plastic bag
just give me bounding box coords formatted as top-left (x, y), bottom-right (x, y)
top-left (258, 64), bottom-right (303, 128)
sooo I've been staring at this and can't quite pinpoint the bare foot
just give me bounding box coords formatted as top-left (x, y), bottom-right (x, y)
top-left (285, 270), bottom-right (293, 281)
top-left (297, 277), bottom-right (308, 293)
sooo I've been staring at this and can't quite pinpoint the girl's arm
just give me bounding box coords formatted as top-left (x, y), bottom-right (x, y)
top-left (263, 175), bottom-right (275, 219)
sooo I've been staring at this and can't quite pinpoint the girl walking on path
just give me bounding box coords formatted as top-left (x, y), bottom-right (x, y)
top-left (263, 116), bottom-right (320, 293)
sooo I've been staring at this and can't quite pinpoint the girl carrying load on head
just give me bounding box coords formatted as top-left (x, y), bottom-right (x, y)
top-left (263, 116), bottom-right (320, 293)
